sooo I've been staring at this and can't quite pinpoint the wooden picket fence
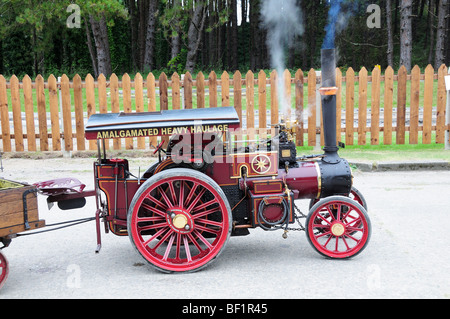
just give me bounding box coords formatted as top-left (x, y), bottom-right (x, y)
top-left (0, 64), bottom-right (449, 153)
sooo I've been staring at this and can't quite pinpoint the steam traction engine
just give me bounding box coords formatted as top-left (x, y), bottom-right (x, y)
top-left (79, 50), bottom-right (371, 273)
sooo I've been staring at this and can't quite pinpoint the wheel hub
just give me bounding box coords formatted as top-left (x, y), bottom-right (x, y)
top-left (173, 214), bottom-right (188, 229)
top-left (331, 222), bottom-right (345, 237)
top-left (167, 209), bottom-right (193, 233)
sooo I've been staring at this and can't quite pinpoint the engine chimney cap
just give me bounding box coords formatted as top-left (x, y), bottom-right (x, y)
top-left (319, 86), bottom-right (338, 96)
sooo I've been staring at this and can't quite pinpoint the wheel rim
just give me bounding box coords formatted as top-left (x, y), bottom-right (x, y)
top-left (0, 252), bottom-right (9, 289)
top-left (129, 175), bottom-right (230, 272)
top-left (307, 197), bottom-right (370, 259)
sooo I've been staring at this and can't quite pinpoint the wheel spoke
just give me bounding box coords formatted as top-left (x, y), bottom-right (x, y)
top-left (192, 198), bottom-right (219, 213)
top-left (195, 223), bottom-right (221, 235)
top-left (178, 181), bottom-right (185, 208)
top-left (195, 218), bottom-right (223, 228)
top-left (137, 215), bottom-right (165, 223)
top-left (140, 203), bottom-right (166, 217)
top-left (186, 188), bottom-right (207, 212)
top-left (184, 182), bottom-right (199, 208)
top-left (183, 235), bottom-right (192, 262)
top-left (152, 229), bottom-right (174, 251)
top-left (159, 185), bottom-right (175, 209)
top-left (163, 233), bottom-right (176, 261)
top-left (146, 193), bottom-right (168, 210)
top-left (139, 221), bottom-right (168, 233)
top-left (192, 207), bottom-right (221, 219)
top-left (194, 230), bottom-right (213, 249)
top-left (143, 227), bottom-right (169, 247)
top-left (168, 181), bottom-right (178, 207)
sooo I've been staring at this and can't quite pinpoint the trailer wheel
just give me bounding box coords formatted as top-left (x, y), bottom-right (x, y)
top-left (306, 196), bottom-right (371, 259)
top-left (0, 251), bottom-right (9, 289)
top-left (127, 168), bottom-right (232, 273)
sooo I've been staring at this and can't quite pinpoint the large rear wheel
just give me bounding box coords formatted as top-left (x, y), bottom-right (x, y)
top-left (127, 168), bottom-right (232, 273)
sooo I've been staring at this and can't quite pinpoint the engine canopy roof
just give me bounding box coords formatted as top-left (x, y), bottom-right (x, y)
top-left (85, 107), bottom-right (240, 140)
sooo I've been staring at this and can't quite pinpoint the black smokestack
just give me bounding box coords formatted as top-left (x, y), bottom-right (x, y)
top-left (320, 48), bottom-right (340, 164)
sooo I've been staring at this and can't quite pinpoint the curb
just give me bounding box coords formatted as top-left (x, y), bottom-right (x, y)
top-left (349, 160), bottom-right (450, 172)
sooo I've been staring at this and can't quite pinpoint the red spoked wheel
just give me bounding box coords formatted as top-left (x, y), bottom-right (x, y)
top-left (306, 196), bottom-right (371, 259)
top-left (127, 168), bottom-right (232, 273)
top-left (0, 251), bottom-right (9, 289)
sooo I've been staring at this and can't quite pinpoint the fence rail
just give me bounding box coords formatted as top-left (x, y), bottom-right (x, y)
top-left (0, 64), bottom-right (449, 153)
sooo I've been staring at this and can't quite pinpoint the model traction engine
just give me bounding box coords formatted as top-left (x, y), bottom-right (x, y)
top-left (78, 48), bottom-right (371, 273)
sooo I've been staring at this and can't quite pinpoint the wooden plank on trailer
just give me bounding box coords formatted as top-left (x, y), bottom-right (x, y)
top-left (23, 75), bottom-right (36, 151)
top-left (384, 66), bottom-right (394, 145)
top-left (409, 65), bottom-right (420, 144)
top-left (423, 64), bottom-right (434, 144)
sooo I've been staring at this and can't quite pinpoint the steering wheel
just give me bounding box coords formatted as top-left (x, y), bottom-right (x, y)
top-left (153, 140), bottom-right (165, 154)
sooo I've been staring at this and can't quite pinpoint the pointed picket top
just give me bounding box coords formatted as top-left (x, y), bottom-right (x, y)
top-left (411, 65), bottom-right (420, 75)
top-left (359, 66), bottom-right (368, 76)
top-left (221, 70), bottom-right (229, 81)
top-left (85, 73), bottom-right (94, 82)
top-left (61, 73), bottom-right (70, 83)
top-left (171, 72), bottom-right (180, 81)
top-left (98, 73), bottom-right (106, 82)
top-left (234, 70), bottom-right (241, 79)
top-left (197, 71), bottom-right (204, 81)
top-left (184, 71), bottom-right (192, 81)
top-left (22, 74), bottom-right (31, 82)
top-left (208, 70), bottom-right (217, 80)
top-left (110, 73), bottom-right (118, 82)
top-left (159, 72), bottom-right (167, 81)
top-left (425, 64), bottom-right (434, 73)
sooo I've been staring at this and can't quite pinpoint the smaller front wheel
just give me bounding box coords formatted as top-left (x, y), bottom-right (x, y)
top-left (306, 196), bottom-right (371, 259)
top-left (0, 251), bottom-right (9, 289)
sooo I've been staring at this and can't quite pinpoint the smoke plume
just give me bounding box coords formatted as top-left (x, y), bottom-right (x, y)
top-left (261, 0), bottom-right (304, 119)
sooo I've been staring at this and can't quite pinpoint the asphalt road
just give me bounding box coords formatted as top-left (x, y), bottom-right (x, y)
top-left (1, 157), bottom-right (450, 299)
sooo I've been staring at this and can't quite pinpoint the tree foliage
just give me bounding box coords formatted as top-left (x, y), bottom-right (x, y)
top-left (0, 0), bottom-right (448, 77)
